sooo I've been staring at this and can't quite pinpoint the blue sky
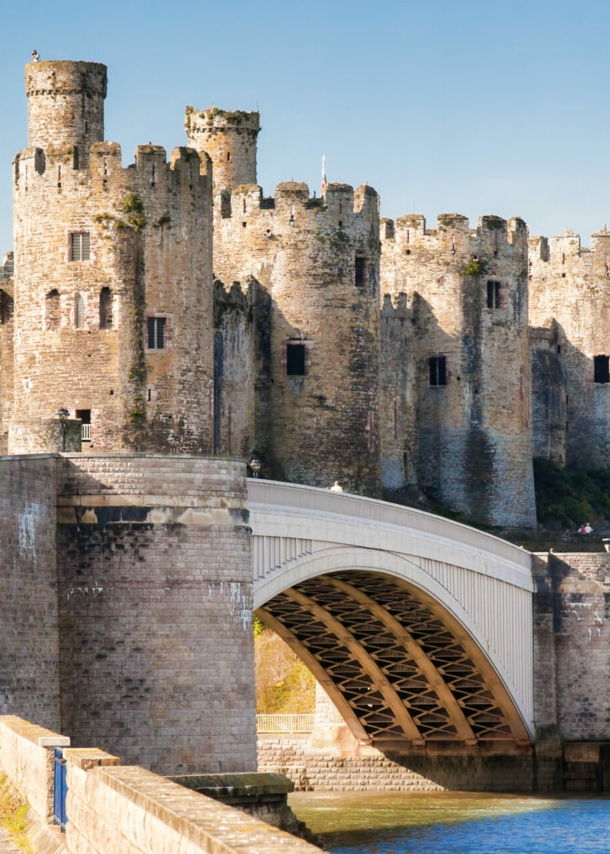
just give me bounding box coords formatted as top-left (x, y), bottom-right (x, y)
top-left (0, 0), bottom-right (609, 251)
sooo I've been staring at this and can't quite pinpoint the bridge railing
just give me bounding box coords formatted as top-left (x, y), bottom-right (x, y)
top-left (256, 714), bottom-right (315, 734)
top-left (247, 479), bottom-right (532, 569)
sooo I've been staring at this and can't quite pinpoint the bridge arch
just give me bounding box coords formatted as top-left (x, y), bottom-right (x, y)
top-left (249, 481), bottom-right (535, 751)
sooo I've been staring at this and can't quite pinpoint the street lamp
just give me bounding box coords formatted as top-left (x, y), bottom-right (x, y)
top-left (167, 432), bottom-right (181, 455)
top-left (249, 458), bottom-right (262, 478)
top-left (57, 408), bottom-right (69, 452)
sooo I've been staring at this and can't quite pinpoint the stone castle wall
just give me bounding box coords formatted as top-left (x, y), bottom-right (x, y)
top-left (11, 60), bottom-right (214, 456)
top-left (7, 56), bottom-right (610, 529)
top-left (380, 213), bottom-right (536, 527)
top-left (0, 254), bottom-right (14, 454)
top-left (529, 229), bottom-right (610, 469)
top-left (188, 169), bottom-right (383, 493)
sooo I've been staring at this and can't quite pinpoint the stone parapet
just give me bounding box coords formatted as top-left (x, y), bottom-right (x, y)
top-left (66, 749), bottom-right (321, 854)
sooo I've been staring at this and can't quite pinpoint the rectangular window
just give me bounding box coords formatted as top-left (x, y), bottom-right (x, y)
top-left (355, 257), bottom-right (366, 288)
top-left (487, 280), bottom-right (501, 309)
top-left (594, 355), bottom-right (610, 384)
top-left (147, 317), bottom-right (166, 350)
top-left (76, 409), bottom-right (91, 442)
top-left (286, 343), bottom-right (306, 376)
top-left (429, 356), bottom-right (447, 387)
top-left (70, 232), bottom-right (90, 261)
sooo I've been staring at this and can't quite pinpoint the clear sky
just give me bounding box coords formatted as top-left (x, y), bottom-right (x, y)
top-left (1, 0), bottom-right (609, 252)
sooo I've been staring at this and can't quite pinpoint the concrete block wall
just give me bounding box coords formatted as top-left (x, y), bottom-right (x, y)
top-left (0, 455), bottom-right (61, 729)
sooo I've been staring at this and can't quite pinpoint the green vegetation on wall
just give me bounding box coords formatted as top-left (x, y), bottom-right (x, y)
top-left (533, 457), bottom-right (610, 529)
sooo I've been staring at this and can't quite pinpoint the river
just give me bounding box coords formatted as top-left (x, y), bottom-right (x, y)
top-left (289, 791), bottom-right (610, 853)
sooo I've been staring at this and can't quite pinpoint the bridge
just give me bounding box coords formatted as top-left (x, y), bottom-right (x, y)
top-left (249, 480), bottom-right (534, 752)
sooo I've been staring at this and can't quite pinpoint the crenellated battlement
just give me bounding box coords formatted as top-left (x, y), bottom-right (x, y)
top-left (218, 180), bottom-right (378, 230)
top-left (529, 227), bottom-right (610, 278)
top-left (382, 212), bottom-right (528, 259)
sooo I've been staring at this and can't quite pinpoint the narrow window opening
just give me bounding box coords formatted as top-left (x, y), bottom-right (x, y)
top-left (74, 294), bottom-right (85, 329)
top-left (557, 344), bottom-right (561, 354)
top-left (429, 356), bottom-right (447, 387)
top-left (339, 201), bottom-right (342, 213)
top-left (487, 280), bottom-right (501, 309)
top-left (45, 289), bottom-right (60, 330)
top-left (243, 199), bottom-right (247, 214)
top-left (147, 317), bottom-right (166, 350)
top-left (70, 232), bottom-right (90, 262)
top-left (594, 355), bottom-right (610, 384)
top-left (286, 343), bottom-right (306, 376)
top-left (151, 164), bottom-right (155, 187)
top-left (99, 287), bottom-right (113, 329)
top-left (562, 253), bottom-right (566, 265)
top-left (406, 229), bottom-right (410, 244)
top-left (85, 121), bottom-right (89, 135)
top-left (0, 289), bottom-right (14, 325)
top-left (147, 388), bottom-right (152, 402)
top-left (227, 152), bottom-right (231, 162)
top-left (242, 221), bottom-right (247, 228)
top-left (405, 249), bottom-right (411, 255)
top-left (76, 409), bottom-right (91, 442)
top-left (103, 158), bottom-right (108, 176)
top-left (57, 165), bottom-right (62, 189)
top-left (338, 220), bottom-right (343, 228)
top-left (355, 256), bottom-right (366, 288)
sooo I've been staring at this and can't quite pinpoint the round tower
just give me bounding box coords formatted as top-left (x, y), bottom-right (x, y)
top-left (267, 181), bottom-right (382, 495)
top-left (185, 107), bottom-right (260, 192)
top-left (26, 60), bottom-right (107, 166)
top-left (11, 60), bottom-right (214, 456)
top-left (380, 212), bottom-right (536, 527)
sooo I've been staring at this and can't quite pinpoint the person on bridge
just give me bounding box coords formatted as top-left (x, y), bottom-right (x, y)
top-left (330, 481), bottom-right (343, 493)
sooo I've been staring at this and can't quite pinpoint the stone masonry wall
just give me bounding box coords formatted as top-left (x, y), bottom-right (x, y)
top-left (56, 454), bottom-right (257, 775)
top-left (529, 229), bottom-right (610, 468)
top-left (533, 551), bottom-right (610, 743)
top-left (0, 254), bottom-right (14, 454)
top-left (530, 326), bottom-right (567, 464)
top-left (12, 60), bottom-right (214, 456)
top-left (380, 213), bottom-right (536, 527)
top-left (0, 455), bottom-right (60, 730)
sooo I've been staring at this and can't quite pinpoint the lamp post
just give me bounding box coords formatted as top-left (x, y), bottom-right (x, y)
top-left (168, 432), bottom-right (181, 455)
top-left (249, 458), bottom-right (262, 478)
top-left (57, 407), bottom-right (69, 452)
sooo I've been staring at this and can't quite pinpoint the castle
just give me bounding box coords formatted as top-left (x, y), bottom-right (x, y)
top-left (0, 57), bottom-right (604, 528)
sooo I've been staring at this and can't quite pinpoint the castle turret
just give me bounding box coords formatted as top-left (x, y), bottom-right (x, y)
top-left (26, 60), bottom-right (107, 167)
top-left (11, 60), bottom-right (214, 455)
top-left (381, 212), bottom-right (536, 527)
top-left (207, 174), bottom-right (382, 494)
top-left (529, 227), bottom-right (610, 468)
top-left (185, 107), bottom-right (260, 193)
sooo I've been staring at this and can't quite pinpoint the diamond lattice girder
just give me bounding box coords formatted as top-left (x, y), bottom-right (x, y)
top-left (257, 569), bottom-right (531, 746)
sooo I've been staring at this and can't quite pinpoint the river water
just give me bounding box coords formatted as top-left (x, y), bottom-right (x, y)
top-left (289, 791), bottom-right (610, 853)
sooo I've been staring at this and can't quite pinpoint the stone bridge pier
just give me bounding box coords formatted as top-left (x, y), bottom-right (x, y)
top-left (0, 453), bottom-right (257, 775)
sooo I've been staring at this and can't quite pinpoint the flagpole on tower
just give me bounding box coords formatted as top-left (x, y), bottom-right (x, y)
top-left (321, 155), bottom-right (327, 197)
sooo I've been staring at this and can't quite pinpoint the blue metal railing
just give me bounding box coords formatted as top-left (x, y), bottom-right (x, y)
top-left (53, 748), bottom-right (68, 830)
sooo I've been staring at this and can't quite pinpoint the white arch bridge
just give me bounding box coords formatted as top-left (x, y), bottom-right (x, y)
top-left (248, 481), bottom-right (534, 752)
